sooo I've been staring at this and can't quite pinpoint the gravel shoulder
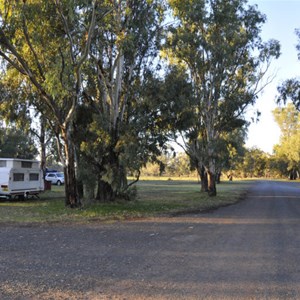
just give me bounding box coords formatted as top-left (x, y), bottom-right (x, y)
top-left (2, 180), bottom-right (300, 299)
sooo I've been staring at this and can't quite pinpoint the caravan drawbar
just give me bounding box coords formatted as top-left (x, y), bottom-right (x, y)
top-left (0, 158), bottom-right (45, 199)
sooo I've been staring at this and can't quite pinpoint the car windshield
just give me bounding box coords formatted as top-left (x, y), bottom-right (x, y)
top-left (57, 173), bottom-right (64, 178)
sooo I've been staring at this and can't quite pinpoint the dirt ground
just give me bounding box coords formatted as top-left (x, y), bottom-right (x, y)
top-left (1, 181), bottom-right (300, 299)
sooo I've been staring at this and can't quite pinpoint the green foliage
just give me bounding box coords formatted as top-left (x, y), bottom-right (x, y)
top-left (272, 104), bottom-right (300, 178)
top-left (142, 152), bottom-right (196, 177)
top-left (214, 128), bottom-right (247, 175)
top-left (162, 0), bottom-right (280, 194)
top-left (69, 0), bottom-right (167, 201)
top-left (268, 155), bottom-right (289, 178)
top-left (0, 70), bottom-right (32, 130)
top-left (277, 29), bottom-right (300, 110)
top-left (240, 147), bottom-right (268, 178)
top-left (0, 0), bottom-right (105, 206)
top-left (0, 126), bottom-right (38, 159)
top-left (0, 0), bottom-right (282, 202)
top-left (278, 79), bottom-right (300, 111)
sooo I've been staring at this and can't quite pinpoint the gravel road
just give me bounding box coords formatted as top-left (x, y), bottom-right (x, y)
top-left (1, 180), bottom-right (300, 299)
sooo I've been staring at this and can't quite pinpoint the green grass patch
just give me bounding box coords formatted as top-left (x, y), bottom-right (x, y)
top-left (0, 179), bottom-right (254, 224)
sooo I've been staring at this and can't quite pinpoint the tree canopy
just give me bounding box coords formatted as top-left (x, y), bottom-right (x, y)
top-left (0, 0), bottom-right (281, 204)
top-left (162, 0), bottom-right (280, 195)
top-left (277, 29), bottom-right (300, 110)
top-left (0, 127), bottom-right (38, 159)
top-left (273, 104), bottom-right (300, 179)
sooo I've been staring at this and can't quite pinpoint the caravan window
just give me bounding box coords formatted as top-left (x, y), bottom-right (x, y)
top-left (21, 161), bottom-right (32, 168)
top-left (0, 161), bottom-right (7, 167)
top-left (30, 173), bottom-right (39, 181)
top-left (13, 173), bottom-right (24, 181)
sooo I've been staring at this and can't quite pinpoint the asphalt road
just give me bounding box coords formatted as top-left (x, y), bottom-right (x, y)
top-left (1, 180), bottom-right (300, 299)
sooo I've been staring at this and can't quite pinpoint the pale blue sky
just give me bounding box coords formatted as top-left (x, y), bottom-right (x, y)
top-left (246, 0), bottom-right (300, 153)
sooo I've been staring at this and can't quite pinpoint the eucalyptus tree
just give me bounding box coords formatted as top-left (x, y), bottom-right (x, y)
top-left (76, 0), bottom-right (166, 201)
top-left (0, 126), bottom-right (38, 159)
top-left (0, 0), bottom-right (167, 203)
top-left (163, 0), bottom-right (280, 195)
top-left (0, 74), bottom-right (52, 172)
top-left (241, 147), bottom-right (268, 178)
top-left (273, 104), bottom-right (300, 179)
top-left (0, 1), bottom-right (98, 206)
top-left (277, 29), bottom-right (300, 110)
top-left (214, 127), bottom-right (247, 182)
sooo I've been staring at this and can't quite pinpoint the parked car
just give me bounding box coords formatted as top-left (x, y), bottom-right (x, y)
top-left (45, 172), bottom-right (64, 186)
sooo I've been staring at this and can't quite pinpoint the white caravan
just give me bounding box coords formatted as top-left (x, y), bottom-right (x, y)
top-left (0, 158), bottom-right (44, 199)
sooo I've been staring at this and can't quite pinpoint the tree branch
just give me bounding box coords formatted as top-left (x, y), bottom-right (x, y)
top-left (54, 0), bottom-right (76, 64)
top-left (0, 51), bottom-right (27, 75)
top-left (0, 29), bottom-right (61, 124)
top-left (21, 4), bottom-right (45, 80)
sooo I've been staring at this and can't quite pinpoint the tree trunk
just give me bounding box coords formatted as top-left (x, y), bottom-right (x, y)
top-left (197, 164), bottom-right (208, 192)
top-left (77, 179), bottom-right (84, 199)
top-left (207, 156), bottom-right (217, 196)
top-left (207, 171), bottom-right (217, 196)
top-left (290, 167), bottom-right (298, 180)
top-left (95, 151), bottom-right (128, 202)
top-left (96, 179), bottom-right (115, 202)
top-left (39, 117), bottom-right (46, 176)
top-left (62, 127), bottom-right (81, 207)
top-left (216, 172), bottom-right (221, 184)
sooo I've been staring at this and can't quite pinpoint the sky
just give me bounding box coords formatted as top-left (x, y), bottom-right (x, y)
top-left (245, 0), bottom-right (300, 153)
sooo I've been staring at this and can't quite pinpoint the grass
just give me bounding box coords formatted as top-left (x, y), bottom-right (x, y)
top-left (0, 178), bottom-right (254, 224)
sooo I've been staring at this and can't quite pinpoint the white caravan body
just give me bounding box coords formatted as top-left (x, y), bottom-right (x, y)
top-left (0, 158), bottom-right (44, 198)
